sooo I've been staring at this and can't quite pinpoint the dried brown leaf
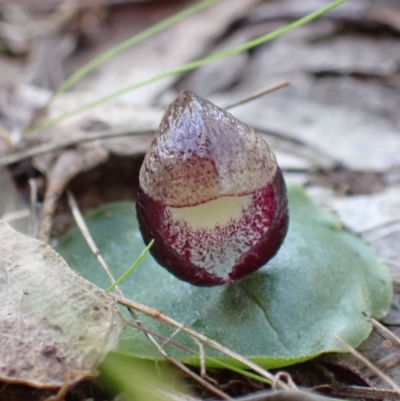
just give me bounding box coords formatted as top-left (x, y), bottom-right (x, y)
top-left (0, 221), bottom-right (124, 389)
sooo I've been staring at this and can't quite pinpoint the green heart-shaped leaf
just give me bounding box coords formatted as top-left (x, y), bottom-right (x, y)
top-left (56, 183), bottom-right (392, 369)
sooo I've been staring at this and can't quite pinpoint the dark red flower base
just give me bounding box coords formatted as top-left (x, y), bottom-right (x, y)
top-left (136, 167), bottom-right (289, 286)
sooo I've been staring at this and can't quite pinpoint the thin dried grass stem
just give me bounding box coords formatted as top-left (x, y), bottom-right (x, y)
top-left (193, 338), bottom-right (207, 379)
top-left (126, 321), bottom-right (191, 353)
top-left (370, 318), bottom-right (400, 351)
top-left (314, 385), bottom-right (400, 401)
top-left (113, 294), bottom-right (292, 390)
top-left (130, 320), bottom-right (231, 399)
top-left (161, 327), bottom-right (184, 350)
top-left (272, 372), bottom-right (297, 390)
top-left (164, 355), bottom-right (232, 400)
top-left (224, 81), bottom-right (290, 110)
top-left (1, 209), bottom-right (30, 223)
top-left (333, 334), bottom-right (400, 394)
top-left (192, 339), bottom-right (220, 387)
top-left (67, 191), bottom-right (119, 293)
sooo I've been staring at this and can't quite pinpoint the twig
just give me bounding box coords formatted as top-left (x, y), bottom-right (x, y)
top-left (0, 127), bottom-right (153, 166)
top-left (370, 318), bottom-right (400, 352)
top-left (167, 357), bottom-right (231, 400)
top-left (129, 318), bottom-right (234, 399)
top-left (272, 372), bottom-right (297, 390)
top-left (112, 294), bottom-right (293, 390)
top-left (192, 338), bottom-right (221, 387)
top-left (224, 81), bottom-right (290, 110)
top-left (376, 352), bottom-right (400, 372)
top-left (126, 321), bottom-right (191, 354)
top-left (227, 389), bottom-right (327, 401)
top-left (333, 334), bottom-right (400, 393)
top-left (66, 192), bottom-right (230, 399)
top-left (67, 191), bottom-right (117, 289)
top-left (314, 384), bottom-right (400, 400)
top-left (161, 327), bottom-right (184, 351)
top-left (193, 338), bottom-right (206, 379)
top-left (1, 209), bottom-right (30, 222)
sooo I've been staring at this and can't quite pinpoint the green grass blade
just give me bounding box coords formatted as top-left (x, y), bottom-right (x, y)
top-left (40, 0), bottom-right (347, 130)
top-left (52, 0), bottom-right (220, 99)
top-left (204, 357), bottom-right (272, 385)
top-left (105, 240), bottom-right (154, 293)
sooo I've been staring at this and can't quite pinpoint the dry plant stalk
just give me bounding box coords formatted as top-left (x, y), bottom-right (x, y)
top-left (371, 317), bottom-right (400, 351)
top-left (333, 334), bottom-right (400, 394)
top-left (1, 209), bottom-right (30, 223)
top-left (315, 384), bottom-right (400, 400)
top-left (224, 81), bottom-right (290, 110)
top-left (113, 294), bottom-right (293, 391)
top-left (67, 191), bottom-right (118, 289)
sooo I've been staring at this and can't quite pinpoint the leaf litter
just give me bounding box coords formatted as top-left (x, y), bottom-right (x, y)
top-left (0, 220), bottom-right (124, 388)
